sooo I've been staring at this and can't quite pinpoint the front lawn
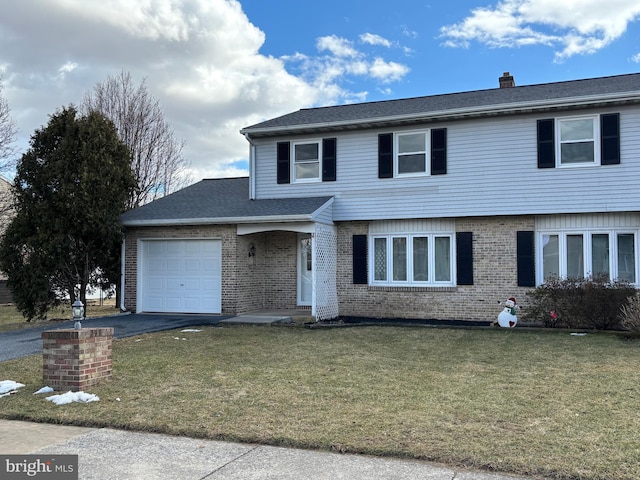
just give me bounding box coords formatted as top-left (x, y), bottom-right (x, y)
top-left (0, 325), bottom-right (638, 479)
top-left (0, 302), bottom-right (120, 332)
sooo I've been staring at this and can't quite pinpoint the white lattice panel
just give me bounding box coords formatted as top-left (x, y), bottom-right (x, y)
top-left (312, 224), bottom-right (338, 321)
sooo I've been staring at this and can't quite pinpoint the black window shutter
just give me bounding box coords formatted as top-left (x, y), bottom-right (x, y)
top-left (353, 235), bottom-right (368, 284)
top-left (517, 231), bottom-right (536, 287)
top-left (322, 138), bottom-right (337, 181)
top-left (537, 119), bottom-right (555, 168)
top-left (277, 142), bottom-right (290, 184)
top-left (456, 232), bottom-right (473, 285)
top-left (378, 133), bottom-right (393, 178)
top-left (601, 113), bottom-right (620, 165)
top-left (431, 128), bottom-right (447, 175)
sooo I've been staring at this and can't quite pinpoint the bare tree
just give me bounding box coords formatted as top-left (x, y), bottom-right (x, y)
top-left (82, 71), bottom-right (191, 208)
top-left (0, 79), bottom-right (17, 172)
top-left (0, 79), bottom-right (17, 222)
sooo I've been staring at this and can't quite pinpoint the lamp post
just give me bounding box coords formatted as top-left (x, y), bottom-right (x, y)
top-left (72, 299), bottom-right (85, 330)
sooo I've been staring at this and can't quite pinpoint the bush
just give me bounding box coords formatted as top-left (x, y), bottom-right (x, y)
top-left (523, 275), bottom-right (636, 330)
top-left (620, 293), bottom-right (640, 333)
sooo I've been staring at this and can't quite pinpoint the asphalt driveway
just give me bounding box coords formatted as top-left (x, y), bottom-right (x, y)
top-left (0, 313), bottom-right (230, 362)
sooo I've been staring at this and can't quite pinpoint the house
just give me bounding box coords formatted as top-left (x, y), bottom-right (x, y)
top-left (121, 72), bottom-right (640, 322)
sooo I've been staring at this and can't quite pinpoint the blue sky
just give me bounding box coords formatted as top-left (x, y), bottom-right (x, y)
top-left (1, 0), bottom-right (639, 182)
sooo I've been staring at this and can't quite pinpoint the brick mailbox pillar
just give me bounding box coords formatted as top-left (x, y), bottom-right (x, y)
top-left (42, 328), bottom-right (114, 392)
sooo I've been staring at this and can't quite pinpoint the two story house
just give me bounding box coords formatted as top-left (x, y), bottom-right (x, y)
top-left (120, 72), bottom-right (640, 322)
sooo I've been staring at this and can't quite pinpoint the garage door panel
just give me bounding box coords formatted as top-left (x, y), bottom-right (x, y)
top-left (166, 242), bottom-right (184, 255)
top-left (146, 259), bottom-right (165, 274)
top-left (165, 296), bottom-right (183, 310)
top-left (145, 278), bottom-right (165, 291)
top-left (141, 239), bottom-right (221, 314)
top-left (166, 260), bottom-right (183, 274)
top-left (144, 296), bottom-right (165, 311)
top-left (184, 259), bottom-right (201, 273)
top-left (183, 279), bottom-right (201, 291)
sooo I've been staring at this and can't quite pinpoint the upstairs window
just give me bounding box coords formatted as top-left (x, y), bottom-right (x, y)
top-left (537, 113), bottom-right (620, 168)
top-left (277, 138), bottom-right (337, 184)
top-left (378, 128), bottom-right (447, 178)
top-left (558, 116), bottom-right (597, 166)
top-left (293, 140), bottom-right (321, 181)
top-left (396, 131), bottom-right (427, 176)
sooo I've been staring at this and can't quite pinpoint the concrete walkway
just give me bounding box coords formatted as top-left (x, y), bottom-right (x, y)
top-left (0, 420), bottom-right (541, 480)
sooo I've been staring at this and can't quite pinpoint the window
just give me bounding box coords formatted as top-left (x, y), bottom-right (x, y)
top-left (371, 233), bottom-right (453, 286)
top-left (293, 140), bottom-right (321, 181)
top-left (378, 128), bottom-right (447, 178)
top-left (539, 231), bottom-right (637, 284)
top-left (277, 138), bottom-right (337, 184)
top-left (558, 116), bottom-right (597, 166)
top-left (537, 114), bottom-right (620, 169)
top-left (396, 131), bottom-right (427, 175)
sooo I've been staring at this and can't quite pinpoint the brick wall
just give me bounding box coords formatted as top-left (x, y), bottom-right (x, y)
top-left (124, 225), bottom-right (238, 314)
top-left (42, 328), bottom-right (113, 392)
top-left (336, 216), bottom-right (535, 322)
top-left (124, 226), bottom-right (300, 315)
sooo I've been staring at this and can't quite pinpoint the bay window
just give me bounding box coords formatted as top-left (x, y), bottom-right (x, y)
top-left (539, 231), bottom-right (637, 284)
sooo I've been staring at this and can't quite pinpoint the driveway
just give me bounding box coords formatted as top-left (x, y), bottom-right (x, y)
top-left (0, 313), bottom-right (230, 362)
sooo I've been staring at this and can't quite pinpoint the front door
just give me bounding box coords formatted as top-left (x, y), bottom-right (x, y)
top-left (298, 234), bottom-right (312, 306)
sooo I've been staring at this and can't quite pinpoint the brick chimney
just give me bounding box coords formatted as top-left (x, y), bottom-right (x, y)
top-left (499, 71), bottom-right (515, 88)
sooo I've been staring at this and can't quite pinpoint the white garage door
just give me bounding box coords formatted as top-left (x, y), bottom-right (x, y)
top-left (141, 239), bottom-right (221, 314)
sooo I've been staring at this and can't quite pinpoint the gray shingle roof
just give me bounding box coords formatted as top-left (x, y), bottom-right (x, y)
top-left (241, 72), bottom-right (640, 137)
top-left (120, 177), bottom-right (332, 226)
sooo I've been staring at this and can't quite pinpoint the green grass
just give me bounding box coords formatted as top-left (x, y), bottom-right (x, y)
top-left (1, 325), bottom-right (639, 479)
top-left (0, 302), bottom-right (120, 332)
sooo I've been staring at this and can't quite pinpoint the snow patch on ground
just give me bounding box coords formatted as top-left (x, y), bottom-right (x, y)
top-left (0, 380), bottom-right (25, 397)
top-left (46, 391), bottom-right (100, 405)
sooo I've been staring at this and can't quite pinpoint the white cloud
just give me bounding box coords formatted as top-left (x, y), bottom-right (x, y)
top-left (369, 58), bottom-right (410, 83)
top-left (317, 35), bottom-right (360, 58)
top-left (0, 0), bottom-right (411, 183)
top-left (286, 34), bottom-right (410, 101)
top-left (440, 0), bottom-right (640, 61)
top-left (631, 52), bottom-right (640, 62)
top-left (360, 33), bottom-right (392, 48)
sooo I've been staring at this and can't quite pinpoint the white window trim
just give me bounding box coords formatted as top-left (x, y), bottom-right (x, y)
top-left (394, 129), bottom-right (430, 178)
top-left (556, 114), bottom-right (601, 168)
top-left (291, 139), bottom-right (322, 183)
top-left (370, 232), bottom-right (455, 287)
top-left (536, 229), bottom-right (639, 285)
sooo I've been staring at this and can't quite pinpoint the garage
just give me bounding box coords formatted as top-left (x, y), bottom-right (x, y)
top-left (139, 239), bottom-right (222, 314)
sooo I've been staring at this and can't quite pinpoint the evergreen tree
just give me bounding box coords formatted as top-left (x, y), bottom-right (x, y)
top-left (0, 106), bottom-right (135, 320)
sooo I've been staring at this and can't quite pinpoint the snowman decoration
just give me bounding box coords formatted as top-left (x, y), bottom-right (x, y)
top-left (497, 297), bottom-right (518, 328)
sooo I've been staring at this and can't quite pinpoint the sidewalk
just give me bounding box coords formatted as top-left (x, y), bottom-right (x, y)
top-left (0, 420), bottom-right (540, 480)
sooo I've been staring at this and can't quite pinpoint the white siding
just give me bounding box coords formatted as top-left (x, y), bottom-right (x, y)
top-left (536, 213), bottom-right (640, 230)
top-left (253, 105), bottom-right (640, 222)
top-left (369, 218), bottom-right (455, 234)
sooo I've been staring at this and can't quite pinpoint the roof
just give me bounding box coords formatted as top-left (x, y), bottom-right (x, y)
top-left (241, 72), bottom-right (640, 138)
top-left (120, 177), bottom-right (333, 227)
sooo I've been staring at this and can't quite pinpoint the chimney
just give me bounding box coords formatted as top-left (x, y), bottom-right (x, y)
top-left (499, 71), bottom-right (515, 88)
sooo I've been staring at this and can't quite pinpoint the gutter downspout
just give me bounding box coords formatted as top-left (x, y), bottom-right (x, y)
top-left (243, 133), bottom-right (256, 200)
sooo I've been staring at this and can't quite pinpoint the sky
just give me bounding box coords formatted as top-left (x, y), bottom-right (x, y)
top-left (1, 0), bottom-right (640, 184)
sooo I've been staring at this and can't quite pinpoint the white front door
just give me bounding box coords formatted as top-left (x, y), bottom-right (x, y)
top-left (298, 234), bottom-right (312, 306)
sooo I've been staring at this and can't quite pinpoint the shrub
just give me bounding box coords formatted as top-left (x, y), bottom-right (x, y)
top-left (523, 275), bottom-right (636, 330)
top-left (620, 293), bottom-right (640, 333)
